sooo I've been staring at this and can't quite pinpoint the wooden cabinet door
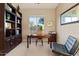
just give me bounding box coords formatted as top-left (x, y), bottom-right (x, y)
top-left (48, 34), bottom-right (56, 44)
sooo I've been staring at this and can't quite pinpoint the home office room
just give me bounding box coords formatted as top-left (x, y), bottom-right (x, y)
top-left (0, 0), bottom-right (79, 58)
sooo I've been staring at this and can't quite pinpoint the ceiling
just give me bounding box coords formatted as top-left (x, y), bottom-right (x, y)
top-left (12, 3), bottom-right (59, 9)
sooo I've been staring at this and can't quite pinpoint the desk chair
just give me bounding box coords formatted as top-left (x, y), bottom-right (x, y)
top-left (36, 36), bottom-right (43, 46)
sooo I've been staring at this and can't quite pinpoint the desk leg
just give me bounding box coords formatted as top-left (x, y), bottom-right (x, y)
top-left (48, 39), bottom-right (49, 44)
top-left (27, 37), bottom-right (29, 48)
top-left (50, 42), bottom-right (52, 48)
top-left (29, 37), bottom-right (31, 44)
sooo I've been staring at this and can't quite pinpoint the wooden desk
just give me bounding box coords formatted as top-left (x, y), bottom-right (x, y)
top-left (27, 33), bottom-right (56, 48)
top-left (27, 34), bottom-right (48, 48)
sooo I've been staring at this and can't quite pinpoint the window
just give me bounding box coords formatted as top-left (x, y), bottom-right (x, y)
top-left (29, 16), bottom-right (44, 34)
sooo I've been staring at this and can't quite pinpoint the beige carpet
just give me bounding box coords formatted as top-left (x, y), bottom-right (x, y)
top-left (6, 39), bottom-right (58, 56)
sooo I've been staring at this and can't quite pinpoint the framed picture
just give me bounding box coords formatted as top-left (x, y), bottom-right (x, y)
top-left (60, 4), bottom-right (79, 25)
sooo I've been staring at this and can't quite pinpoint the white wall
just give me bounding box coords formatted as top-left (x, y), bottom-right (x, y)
top-left (21, 8), bottom-right (56, 41)
top-left (12, 3), bottom-right (56, 41)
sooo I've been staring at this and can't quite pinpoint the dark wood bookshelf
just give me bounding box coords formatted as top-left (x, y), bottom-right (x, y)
top-left (0, 3), bottom-right (22, 55)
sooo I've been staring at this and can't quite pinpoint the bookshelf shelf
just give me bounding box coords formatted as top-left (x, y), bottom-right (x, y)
top-left (6, 19), bottom-right (15, 23)
top-left (6, 9), bottom-right (16, 16)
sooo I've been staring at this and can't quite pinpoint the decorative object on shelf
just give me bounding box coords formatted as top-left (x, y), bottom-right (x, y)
top-left (5, 4), bottom-right (12, 12)
top-left (5, 23), bottom-right (11, 29)
top-left (6, 14), bottom-right (10, 20)
top-left (17, 20), bottom-right (20, 23)
top-left (17, 5), bottom-right (20, 11)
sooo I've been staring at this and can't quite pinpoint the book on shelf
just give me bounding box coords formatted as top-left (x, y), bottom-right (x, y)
top-left (16, 30), bottom-right (20, 35)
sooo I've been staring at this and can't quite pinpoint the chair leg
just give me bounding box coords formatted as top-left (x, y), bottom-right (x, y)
top-left (48, 41), bottom-right (49, 44)
top-left (41, 39), bottom-right (43, 46)
top-left (29, 37), bottom-right (31, 44)
top-left (36, 39), bottom-right (43, 46)
top-left (36, 39), bottom-right (38, 46)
